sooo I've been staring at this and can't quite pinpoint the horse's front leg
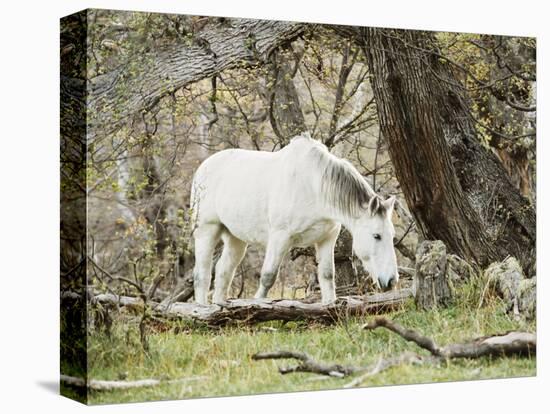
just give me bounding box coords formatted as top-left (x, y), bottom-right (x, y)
top-left (254, 232), bottom-right (291, 299)
top-left (315, 226), bottom-right (340, 305)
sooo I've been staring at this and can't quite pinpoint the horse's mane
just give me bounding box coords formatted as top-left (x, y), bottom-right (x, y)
top-left (304, 139), bottom-right (377, 218)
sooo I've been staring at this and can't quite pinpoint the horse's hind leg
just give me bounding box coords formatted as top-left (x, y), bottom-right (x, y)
top-left (254, 232), bottom-right (291, 299)
top-left (213, 232), bottom-right (247, 304)
top-left (193, 223), bottom-right (222, 305)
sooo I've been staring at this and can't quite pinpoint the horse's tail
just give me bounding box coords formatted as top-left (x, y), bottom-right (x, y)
top-left (189, 174), bottom-right (200, 230)
top-left (189, 157), bottom-right (210, 232)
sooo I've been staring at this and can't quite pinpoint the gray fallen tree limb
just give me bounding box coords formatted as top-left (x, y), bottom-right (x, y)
top-left (252, 350), bottom-right (422, 379)
top-left (363, 316), bottom-right (536, 358)
top-left (252, 351), bottom-right (356, 377)
top-left (253, 317), bottom-right (535, 386)
top-left (91, 289), bottom-right (413, 327)
top-left (60, 374), bottom-right (206, 391)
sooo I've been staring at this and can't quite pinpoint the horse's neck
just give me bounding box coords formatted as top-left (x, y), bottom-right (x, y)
top-left (286, 139), bottom-right (371, 231)
top-left (331, 211), bottom-right (358, 235)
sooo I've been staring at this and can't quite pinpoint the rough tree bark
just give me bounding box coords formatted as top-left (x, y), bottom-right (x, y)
top-left (362, 28), bottom-right (535, 274)
top-left (332, 229), bottom-right (362, 288)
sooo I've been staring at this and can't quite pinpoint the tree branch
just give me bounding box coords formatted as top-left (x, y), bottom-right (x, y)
top-left (252, 351), bottom-right (356, 377)
top-left (363, 316), bottom-right (536, 358)
top-left (65, 19), bottom-right (306, 141)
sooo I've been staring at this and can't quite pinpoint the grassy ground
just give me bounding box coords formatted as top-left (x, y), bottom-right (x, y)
top-left (83, 276), bottom-right (536, 405)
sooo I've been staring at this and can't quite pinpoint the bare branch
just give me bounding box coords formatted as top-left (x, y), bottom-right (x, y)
top-left (254, 317), bottom-right (535, 385)
top-left (363, 317), bottom-right (536, 359)
top-left (364, 317), bottom-right (441, 355)
top-left (252, 351), bottom-right (356, 377)
top-left (207, 75), bottom-right (219, 129)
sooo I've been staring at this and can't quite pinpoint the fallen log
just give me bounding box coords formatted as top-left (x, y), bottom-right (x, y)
top-left (92, 289), bottom-right (413, 327)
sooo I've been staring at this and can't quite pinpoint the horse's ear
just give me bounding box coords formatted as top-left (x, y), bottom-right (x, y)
top-left (367, 196), bottom-right (381, 216)
top-left (382, 195), bottom-right (396, 217)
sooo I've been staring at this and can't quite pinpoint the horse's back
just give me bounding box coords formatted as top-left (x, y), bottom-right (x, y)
top-left (192, 136), bottom-right (321, 192)
top-left (192, 147), bottom-right (278, 194)
top-left (191, 136), bottom-right (329, 245)
top-left (191, 148), bottom-right (279, 241)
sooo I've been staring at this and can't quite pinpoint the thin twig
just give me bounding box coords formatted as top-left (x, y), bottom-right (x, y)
top-left (343, 352), bottom-right (423, 388)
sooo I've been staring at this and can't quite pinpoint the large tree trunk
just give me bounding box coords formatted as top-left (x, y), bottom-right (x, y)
top-left (363, 28), bottom-right (535, 274)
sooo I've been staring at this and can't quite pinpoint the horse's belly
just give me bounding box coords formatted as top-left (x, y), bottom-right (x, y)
top-left (222, 216), bottom-right (269, 246)
top-left (215, 186), bottom-right (271, 246)
top-left (290, 219), bottom-right (340, 248)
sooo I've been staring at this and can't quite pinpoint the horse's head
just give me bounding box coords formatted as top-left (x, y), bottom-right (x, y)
top-left (351, 195), bottom-right (399, 291)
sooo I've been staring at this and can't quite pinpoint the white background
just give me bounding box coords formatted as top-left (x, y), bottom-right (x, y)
top-left (0, 0), bottom-right (547, 412)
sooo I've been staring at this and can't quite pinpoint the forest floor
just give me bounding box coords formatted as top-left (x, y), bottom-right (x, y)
top-left (78, 275), bottom-right (536, 405)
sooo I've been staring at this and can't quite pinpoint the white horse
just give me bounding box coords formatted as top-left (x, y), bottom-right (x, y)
top-left (190, 133), bottom-right (399, 305)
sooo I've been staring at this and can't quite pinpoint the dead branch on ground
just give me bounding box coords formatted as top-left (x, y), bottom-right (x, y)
top-left (252, 350), bottom-right (423, 379)
top-left (60, 375), bottom-right (206, 391)
top-left (363, 316), bottom-right (536, 358)
top-left (253, 316), bottom-right (535, 386)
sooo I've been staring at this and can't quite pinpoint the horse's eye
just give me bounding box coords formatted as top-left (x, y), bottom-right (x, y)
top-left (374, 234), bottom-right (381, 241)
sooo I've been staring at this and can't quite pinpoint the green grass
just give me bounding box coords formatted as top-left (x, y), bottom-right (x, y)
top-left (85, 277), bottom-right (536, 405)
